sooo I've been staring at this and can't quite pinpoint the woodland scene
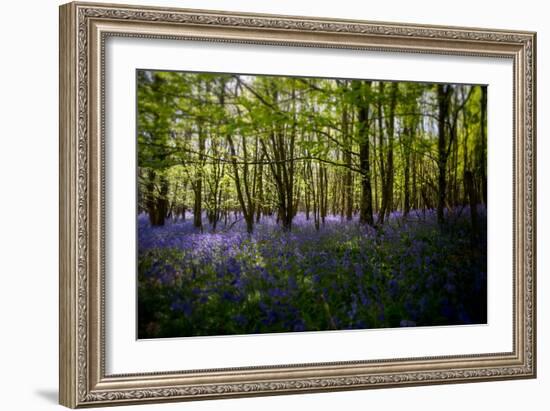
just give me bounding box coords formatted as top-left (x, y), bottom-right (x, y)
top-left (137, 70), bottom-right (487, 338)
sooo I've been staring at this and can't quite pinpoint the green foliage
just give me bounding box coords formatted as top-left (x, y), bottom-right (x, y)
top-left (136, 69), bottom-right (487, 229)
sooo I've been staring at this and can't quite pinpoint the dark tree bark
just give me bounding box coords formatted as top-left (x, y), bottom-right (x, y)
top-left (145, 169), bottom-right (169, 226)
top-left (376, 82), bottom-right (387, 224)
top-left (385, 82), bottom-right (398, 219)
top-left (403, 126), bottom-right (412, 217)
top-left (462, 90), bottom-right (470, 207)
top-left (305, 159), bottom-right (320, 231)
top-left (227, 134), bottom-right (255, 234)
top-left (144, 169), bottom-right (157, 224)
top-left (221, 82), bottom-right (256, 234)
top-left (319, 164), bottom-right (328, 225)
top-left (352, 80), bottom-right (374, 226)
top-left (411, 147), bottom-right (417, 211)
top-left (192, 123), bottom-right (204, 229)
top-left (464, 170), bottom-right (479, 245)
top-left (480, 86), bottom-right (488, 205)
top-left (259, 81), bottom-right (297, 231)
top-left (372, 130), bottom-right (379, 213)
top-left (255, 156), bottom-right (264, 223)
top-left (341, 95), bottom-right (354, 221)
top-left (305, 188), bottom-right (311, 220)
top-left (378, 82), bottom-right (397, 224)
top-left (437, 84), bottom-right (453, 225)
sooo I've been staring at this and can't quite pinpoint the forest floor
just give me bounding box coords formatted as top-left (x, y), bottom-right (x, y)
top-left (137, 207), bottom-right (487, 338)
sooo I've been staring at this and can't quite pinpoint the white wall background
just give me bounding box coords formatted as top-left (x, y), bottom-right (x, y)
top-left (0, 0), bottom-right (546, 409)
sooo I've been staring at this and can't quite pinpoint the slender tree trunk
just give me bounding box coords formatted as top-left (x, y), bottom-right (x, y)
top-left (377, 82), bottom-right (387, 224)
top-left (193, 126), bottom-right (204, 229)
top-left (437, 84), bottom-right (452, 226)
top-left (462, 94), bottom-right (470, 206)
top-left (302, 162), bottom-right (311, 220)
top-left (352, 80), bottom-right (374, 226)
top-left (378, 82), bottom-right (397, 223)
top-left (464, 170), bottom-right (479, 245)
top-left (451, 126), bottom-right (459, 207)
top-left (480, 86), bottom-right (488, 205)
top-left (384, 82), bottom-right (397, 220)
top-left (305, 189), bottom-right (311, 220)
top-left (403, 128), bottom-right (411, 217)
top-left (411, 148), bottom-right (417, 211)
top-left (145, 169), bottom-right (159, 225)
top-left (319, 164), bottom-right (327, 225)
top-left (372, 132), bottom-right (379, 213)
top-left (158, 177), bottom-right (169, 225)
top-left (145, 169), bottom-right (169, 226)
top-left (342, 102), bottom-right (354, 221)
top-left (284, 84), bottom-right (297, 229)
top-left (260, 81), bottom-right (297, 232)
top-left (227, 134), bottom-right (254, 234)
top-left (256, 159), bottom-right (263, 223)
top-left (306, 160), bottom-right (320, 230)
top-left (145, 169), bottom-right (157, 225)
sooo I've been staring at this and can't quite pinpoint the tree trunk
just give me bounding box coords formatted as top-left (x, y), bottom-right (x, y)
top-left (480, 86), bottom-right (488, 205)
top-left (377, 82), bottom-right (387, 224)
top-left (384, 82), bottom-right (397, 220)
top-left (193, 126), bottom-right (204, 229)
top-left (403, 128), bottom-right (411, 217)
top-left (437, 84), bottom-right (452, 226)
top-left (157, 177), bottom-right (169, 225)
top-left (260, 81), bottom-right (296, 232)
top-left (464, 170), bottom-right (479, 245)
top-left (145, 169), bottom-right (168, 226)
top-left (352, 80), bottom-right (374, 226)
top-left (462, 99), bottom-right (470, 206)
top-left (227, 134), bottom-right (254, 234)
top-left (319, 165), bottom-right (327, 225)
top-left (342, 102), bottom-right (354, 221)
top-left (256, 158), bottom-right (263, 223)
top-left (145, 169), bottom-right (157, 225)
top-left (378, 82), bottom-right (397, 224)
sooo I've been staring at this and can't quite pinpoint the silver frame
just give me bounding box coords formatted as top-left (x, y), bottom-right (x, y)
top-left (59, 2), bottom-right (536, 407)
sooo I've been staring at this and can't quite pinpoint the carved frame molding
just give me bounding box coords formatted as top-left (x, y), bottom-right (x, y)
top-left (59, 2), bottom-right (536, 407)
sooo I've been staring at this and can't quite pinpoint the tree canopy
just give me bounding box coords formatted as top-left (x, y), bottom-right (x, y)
top-left (137, 70), bottom-right (487, 233)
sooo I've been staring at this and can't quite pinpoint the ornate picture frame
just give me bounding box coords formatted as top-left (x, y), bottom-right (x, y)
top-left (59, 1), bottom-right (536, 407)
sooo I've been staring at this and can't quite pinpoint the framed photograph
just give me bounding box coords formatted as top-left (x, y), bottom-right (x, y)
top-left (59, 1), bottom-right (536, 408)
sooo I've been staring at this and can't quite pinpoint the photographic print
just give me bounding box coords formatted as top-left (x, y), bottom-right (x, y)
top-left (137, 70), bottom-right (488, 339)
